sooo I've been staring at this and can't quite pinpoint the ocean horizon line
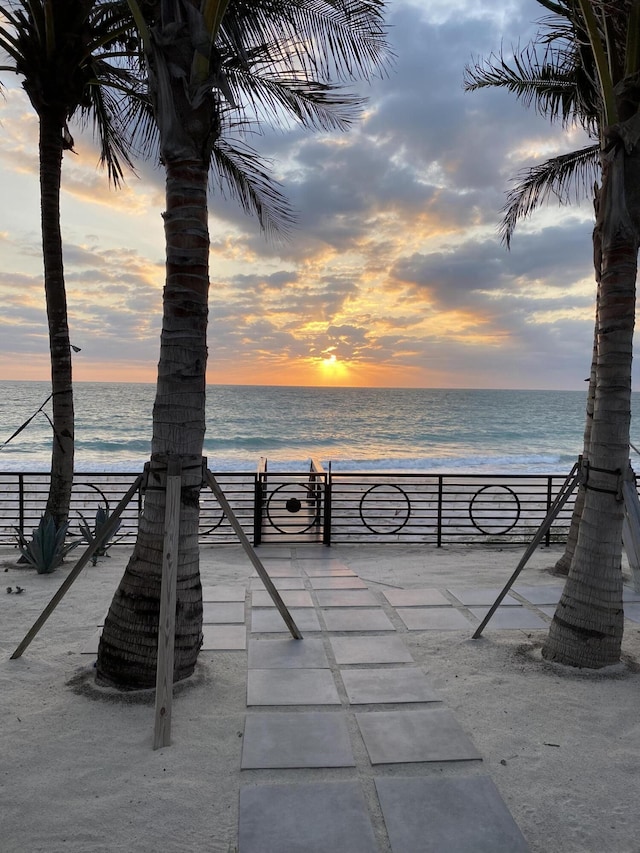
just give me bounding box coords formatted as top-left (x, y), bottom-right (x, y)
top-left (0, 377), bottom-right (598, 394)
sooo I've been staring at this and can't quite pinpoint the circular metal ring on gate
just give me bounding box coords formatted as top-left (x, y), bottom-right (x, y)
top-left (359, 483), bottom-right (411, 535)
top-left (266, 483), bottom-right (320, 534)
top-left (469, 484), bottom-right (521, 535)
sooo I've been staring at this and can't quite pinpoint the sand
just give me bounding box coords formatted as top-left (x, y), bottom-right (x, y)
top-left (2, 541), bottom-right (640, 853)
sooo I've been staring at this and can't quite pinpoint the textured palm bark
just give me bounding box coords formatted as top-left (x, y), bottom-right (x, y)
top-left (543, 151), bottom-right (637, 667)
top-left (96, 161), bottom-right (209, 688)
top-left (39, 112), bottom-right (75, 528)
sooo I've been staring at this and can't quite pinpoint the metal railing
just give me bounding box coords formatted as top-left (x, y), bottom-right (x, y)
top-left (0, 462), bottom-right (577, 548)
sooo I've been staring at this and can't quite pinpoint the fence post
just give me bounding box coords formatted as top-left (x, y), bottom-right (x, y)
top-left (545, 476), bottom-right (553, 546)
top-left (437, 476), bottom-right (443, 548)
top-left (18, 474), bottom-right (25, 538)
top-left (323, 466), bottom-right (332, 546)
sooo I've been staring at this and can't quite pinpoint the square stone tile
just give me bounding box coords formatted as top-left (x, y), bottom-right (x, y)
top-left (251, 577), bottom-right (305, 590)
top-left (375, 775), bottom-right (529, 852)
top-left (356, 708), bottom-right (481, 764)
top-left (383, 588), bottom-right (450, 607)
top-left (446, 587), bottom-right (520, 606)
top-left (302, 561), bottom-right (356, 576)
top-left (469, 607), bottom-right (548, 629)
top-left (323, 608), bottom-right (395, 632)
top-left (203, 602), bottom-right (245, 624)
top-left (251, 608), bottom-right (321, 633)
top-left (252, 589), bottom-right (314, 608)
top-left (539, 606), bottom-right (556, 618)
top-left (512, 584), bottom-right (564, 605)
top-left (202, 584), bottom-right (246, 602)
top-left (201, 624), bottom-right (246, 650)
top-left (397, 607), bottom-right (472, 631)
top-left (254, 563), bottom-right (301, 577)
top-left (248, 638), bottom-right (329, 669)
top-left (331, 636), bottom-right (414, 665)
top-left (247, 668), bottom-right (340, 705)
top-left (310, 576), bottom-right (367, 589)
top-left (238, 781), bottom-right (377, 853)
top-left (341, 667), bottom-right (440, 704)
top-left (315, 589), bottom-right (378, 607)
top-left (80, 629), bottom-right (101, 654)
top-left (624, 603), bottom-right (640, 622)
top-left (241, 712), bottom-right (354, 768)
top-left (623, 585), bottom-right (640, 602)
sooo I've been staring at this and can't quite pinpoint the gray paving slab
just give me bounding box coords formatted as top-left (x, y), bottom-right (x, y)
top-left (202, 584), bottom-right (246, 602)
top-left (251, 608), bottom-right (321, 633)
top-left (512, 584), bottom-right (564, 605)
top-left (248, 638), bottom-right (329, 669)
top-left (375, 775), bottom-right (530, 853)
top-left (253, 564), bottom-right (302, 577)
top-left (396, 607), bottom-right (473, 631)
top-left (247, 668), bottom-right (340, 705)
top-left (624, 602), bottom-right (640, 622)
top-left (623, 585), bottom-right (640, 602)
top-left (356, 708), bottom-right (481, 764)
top-left (238, 781), bottom-right (378, 853)
top-left (323, 608), bottom-right (395, 632)
top-left (469, 607), bottom-right (548, 629)
top-left (303, 563), bottom-right (356, 576)
top-left (310, 576), bottom-right (367, 589)
top-left (539, 606), bottom-right (556, 618)
top-left (241, 711), bottom-right (355, 768)
top-left (252, 589), bottom-right (314, 608)
top-left (447, 587), bottom-right (521, 605)
top-left (202, 624), bottom-right (246, 650)
top-left (251, 577), bottom-right (305, 590)
top-left (315, 589), bottom-right (378, 607)
top-left (383, 588), bottom-right (450, 607)
top-left (341, 667), bottom-right (441, 704)
top-left (330, 635), bottom-right (414, 665)
top-left (203, 601), bottom-right (245, 624)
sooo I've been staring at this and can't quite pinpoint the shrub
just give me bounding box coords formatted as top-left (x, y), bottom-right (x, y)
top-left (77, 503), bottom-right (122, 565)
top-left (16, 514), bottom-right (79, 574)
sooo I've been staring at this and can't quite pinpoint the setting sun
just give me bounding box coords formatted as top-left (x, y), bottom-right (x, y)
top-left (318, 352), bottom-right (349, 383)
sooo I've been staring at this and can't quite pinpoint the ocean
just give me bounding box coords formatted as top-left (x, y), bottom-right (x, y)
top-left (0, 380), bottom-right (635, 475)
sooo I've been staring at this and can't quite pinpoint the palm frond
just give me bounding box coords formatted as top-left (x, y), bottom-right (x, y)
top-left (464, 43), bottom-right (597, 132)
top-left (501, 143), bottom-right (600, 246)
top-left (210, 135), bottom-right (295, 239)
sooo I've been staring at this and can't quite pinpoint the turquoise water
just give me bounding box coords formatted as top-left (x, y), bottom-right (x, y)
top-left (0, 380), bottom-right (631, 474)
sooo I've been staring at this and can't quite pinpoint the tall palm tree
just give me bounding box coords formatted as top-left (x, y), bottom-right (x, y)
top-left (466, 0), bottom-right (640, 668)
top-left (96, 0), bottom-right (390, 689)
top-left (0, 0), bottom-right (145, 528)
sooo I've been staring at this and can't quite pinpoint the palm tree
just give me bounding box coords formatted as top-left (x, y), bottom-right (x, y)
top-left (466, 0), bottom-right (640, 668)
top-left (96, 0), bottom-right (390, 689)
top-left (0, 0), bottom-right (144, 528)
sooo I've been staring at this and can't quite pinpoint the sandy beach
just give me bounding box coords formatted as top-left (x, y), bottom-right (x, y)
top-left (2, 541), bottom-right (640, 852)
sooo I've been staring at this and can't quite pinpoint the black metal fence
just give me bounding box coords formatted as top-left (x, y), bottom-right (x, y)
top-left (0, 463), bottom-right (576, 548)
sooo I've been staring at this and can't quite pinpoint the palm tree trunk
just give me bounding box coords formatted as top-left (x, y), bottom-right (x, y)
top-left (543, 152), bottom-right (637, 668)
top-left (96, 160), bottom-right (208, 689)
top-left (40, 111), bottom-right (74, 528)
top-left (553, 205), bottom-right (602, 576)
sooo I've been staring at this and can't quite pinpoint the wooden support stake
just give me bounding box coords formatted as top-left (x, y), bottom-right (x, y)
top-left (622, 470), bottom-right (640, 592)
top-left (153, 457), bottom-right (182, 750)
top-left (11, 474), bottom-right (144, 660)
top-left (472, 463), bottom-right (581, 639)
top-left (205, 468), bottom-right (302, 640)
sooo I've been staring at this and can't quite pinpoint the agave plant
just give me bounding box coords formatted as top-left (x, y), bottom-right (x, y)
top-left (77, 502), bottom-right (122, 565)
top-left (16, 514), bottom-right (80, 574)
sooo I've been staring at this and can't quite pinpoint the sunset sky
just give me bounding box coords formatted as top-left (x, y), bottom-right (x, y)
top-left (0, 0), bottom-right (619, 391)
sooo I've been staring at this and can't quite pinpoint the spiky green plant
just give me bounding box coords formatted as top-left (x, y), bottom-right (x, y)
top-left (77, 503), bottom-right (122, 565)
top-left (16, 514), bottom-right (79, 574)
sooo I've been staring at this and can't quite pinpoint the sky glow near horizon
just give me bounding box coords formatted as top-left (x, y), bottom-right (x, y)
top-left (0, 0), bottom-right (618, 391)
